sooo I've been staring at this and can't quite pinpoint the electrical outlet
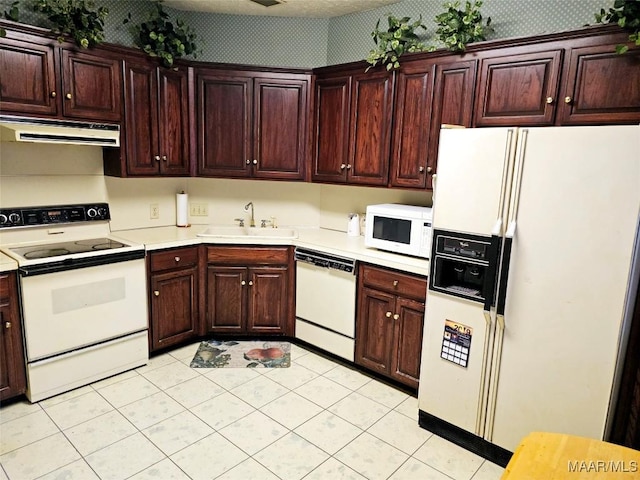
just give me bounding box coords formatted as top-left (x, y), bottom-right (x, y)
top-left (190, 203), bottom-right (208, 216)
top-left (150, 203), bottom-right (159, 219)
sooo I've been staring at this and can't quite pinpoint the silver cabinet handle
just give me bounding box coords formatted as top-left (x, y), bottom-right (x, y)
top-left (252, 159), bottom-right (258, 165)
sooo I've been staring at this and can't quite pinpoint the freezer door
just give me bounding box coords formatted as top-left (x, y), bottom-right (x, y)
top-left (434, 127), bottom-right (518, 236)
top-left (487, 125), bottom-right (640, 451)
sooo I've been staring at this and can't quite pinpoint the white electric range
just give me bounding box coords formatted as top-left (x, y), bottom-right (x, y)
top-left (0, 203), bottom-right (149, 402)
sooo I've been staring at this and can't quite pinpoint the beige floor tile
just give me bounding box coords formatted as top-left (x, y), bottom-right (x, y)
top-left (140, 361), bottom-right (200, 390)
top-left (260, 391), bottom-right (323, 430)
top-left (294, 410), bottom-right (362, 455)
top-left (89, 369), bottom-right (139, 390)
top-left (219, 410), bottom-right (288, 455)
top-left (216, 458), bottom-right (280, 480)
top-left (394, 395), bottom-right (419, 420)
top-left (328, 392), bottom-right (390, 429)
top-left (37, 459), bottom-right (100, 480)
top-left (263, 364), bottom-right (319, 389)
top-left (201, 367), bottom-right (261, 390)
top-left (0, 433), bottom-right (80, 480)
top-left (471, 460), bottom-right (505, 480)
top-left (167, 342), bottom-right (202, 361)
top-left (389, 458), bottom-right (452, 480)
top-left (170, 433), bottom-right (248, 480)
top-left (95, 375), bottom-right (160, 408)
top-left (190, 392), bottom-right (255, 430)
top-left (164, 375), bottom-right (226, 409)
top-left (305, 457), bottom-right (367, 480)
top-left (413, 435), bottom-right (484, 480)
top-left (0, 410), bottom-right (59, 455)
top-left (229, 375), bottom-right (290, 409)
top-left (0, 400), bottom-right (41, 425)
top-left (323, 365), bottom-right (372, 390)
top-left (141, 410), bottom-right (214, 456)
top-left (63, 410), bottom-right (137, 456)
top-left (38, 385), bottom-right (94, 408)
top-left (356, 380), bottom-right (409, 408)
top-left (294, 352), bottom-right (339, 374)
top-left (367, 410), bottom-right (432, 455)
top-left (135, 353), bottom-right (178, 374)
top-left (119, 391), bottom-right (185, 430)
top-left (294, 376), bottom-right (351, 408)
top-left (43, 391), bottom-right (114, 430)
top-left (334, 432), bottom-right (409, 480)
top-left (127, 458), bottom-right (191, 480)
top-left (253, 433), bottom-right (329, 480)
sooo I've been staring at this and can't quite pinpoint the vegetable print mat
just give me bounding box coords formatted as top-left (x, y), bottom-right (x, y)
top-left (190, 340), bottom-right (291, 368)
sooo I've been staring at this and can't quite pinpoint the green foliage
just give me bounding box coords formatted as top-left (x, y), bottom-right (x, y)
top-left (366, 14), bottom-right (434, 71)
top-left (594, 0), bottom-right (640, 54)
top-left (124, 0), bottom-right (198, 68)
top-left (434, 0), bottom-right (493, 52)
top-left (32, 0), bottom-right (108, 49)
top-left (1, 0), bottom-right (21, 37)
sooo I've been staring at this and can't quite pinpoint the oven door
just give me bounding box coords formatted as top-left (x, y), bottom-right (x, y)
top-left (20, 258), bottom-right (148, 361)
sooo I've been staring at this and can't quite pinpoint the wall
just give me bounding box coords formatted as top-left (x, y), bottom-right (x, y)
top-left (0, 0), bottom-right (614, 67)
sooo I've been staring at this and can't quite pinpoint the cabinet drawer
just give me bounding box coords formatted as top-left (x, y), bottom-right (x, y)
top-left (149, 247), bottom-right (199, 273)
top-left (207, 246), bottom-right (290, 265)
top-left (360, 264), bottom-right (427, 301)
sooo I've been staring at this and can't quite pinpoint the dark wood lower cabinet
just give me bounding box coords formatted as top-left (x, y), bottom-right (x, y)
top-left (148, 247), bottom-right (200, 352)
top-left (206, 246), bottom-right (294, 336)
top-left (356, 264), bottom-right (427, 389)
top-left (0, 271), bottom-right (26, 401)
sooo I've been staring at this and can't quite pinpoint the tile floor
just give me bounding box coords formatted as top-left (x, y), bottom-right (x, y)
top-left (0, 342), bottom-right (505, 480)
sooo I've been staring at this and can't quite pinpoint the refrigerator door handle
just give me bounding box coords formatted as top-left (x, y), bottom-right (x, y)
top-left (483, 233), bottom-right (502, 313)
top-left (496, 231), bottom-right (514, 317)
top-left (507, 129), bottom-right (529, 226)
top-left (496, 129), bottom-right (516, 234)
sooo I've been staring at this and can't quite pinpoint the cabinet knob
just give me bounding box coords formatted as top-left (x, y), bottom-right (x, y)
top-left (564, 96), bottom-right (572, 104)
top-left (426, 166), bottom-right (433, 173)
top-left (252, 159), bottom-right (258, 165)
top-left (393, 280), bottom-right (399, 287)
top-left (153, 291), bottom-right (159, 297)
top-left (154, 155), bottom-right (161, 161)
top-left (385, 311), bottom-right (392, 318)
top-left (174, 256), bottom-right (180, 262)
top-left (65, 93), bottom-right (72, 100)
top-left (246, 159), bottom-right (251, 165)
top-left (4, 321), bottom-right (11, 329)
top-left (419, 166), bottom-right (425, 173)
top-left (546, 96), bottom-right (554, 104)
top-left (248, 280), bottom-right (253, 286)
top-left (241, 280), bottom-right (246, 286)
top-left (393, 313), bottom-right (400, 320)
top-left (162, 155), bottom-right (167, 162)
top-left (340, 164), bottom-right (346, 170)
top-left (346, 164), bottom-right (352, 170)
top-left (50, 91), bottom-right (57, 98)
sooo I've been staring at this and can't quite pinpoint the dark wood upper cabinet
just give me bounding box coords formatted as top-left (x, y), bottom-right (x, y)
top-left (197, 70), bottom-right (309, 180)
top-left (312, 68), bottom-right (392, 186)
top-left (559, 41), bottom-right (640, 125)
top-left (390, 62), bottom-right (435, 189)
top-left (474, 48), bottom-right (563, 126)
top-left (0, 27), bottom-right (121, 123)
top-left (108, 59), bottom-right (190, 177)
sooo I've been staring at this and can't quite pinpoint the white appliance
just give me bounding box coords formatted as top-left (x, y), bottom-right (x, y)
top-left (0, 203), bottom-right (148, 402)
top-left (418, 126), bottom-right (640, 462)
top-left (365, 204), bottom-right (433, 258)
top-left (294, 248), bottom-right (356, 361)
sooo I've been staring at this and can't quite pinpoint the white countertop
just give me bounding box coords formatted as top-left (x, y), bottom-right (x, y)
top-left (111, 225), bottom-right (430, 277)
top-left (0, 251), bottom-right (18, 272)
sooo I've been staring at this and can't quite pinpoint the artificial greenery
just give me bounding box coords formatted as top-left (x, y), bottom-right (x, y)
top-left (366, 14), bottom-right (434, 71)
top-left (434, 0), bottom-right (493, 52)
top-left (32, 0), bottom-right (108, 48)
top-left (1, 1), bottom-right (21, 37)
top-left (595, 0), bottom-right (640, 54)
top-left (124, 0), bottom-right (198, 68)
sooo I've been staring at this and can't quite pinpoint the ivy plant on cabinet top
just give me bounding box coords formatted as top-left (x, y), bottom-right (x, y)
top-left (595, 0), bottom-right (640, 54)
top-left (434, 0), bottom-right (493, 52)
top-left (32, 0), bottom-right (109, 49)
top-left (124, 0), bottom-right (198, 68)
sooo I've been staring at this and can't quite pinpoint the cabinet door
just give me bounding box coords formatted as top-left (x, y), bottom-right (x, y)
top-left (61, 49), bottom-right (122, 122)
top-left (0, 272), bottom-right (26, 401)
top-left (390, 62), bottom-right (434, 188)
top-left (348, 71), bottom-right (393, 185)
top-left (123, 60), bottom-right (160, 176)
top-left (150, 267), bottom-right (198, 351)
top-left (158, 67), bottom-right (191, 175)
top-left (559, 43), bottom-right (640, 125)
top-left (206, 266), bottom-right (246, 333)
top-left (311, 75), bottom-right (351, 183)
top-left (391, 297), bottom-right (425, 389)
top-left (0, 36), bottom-right (58, 116)
top-left (427, 59), bottom-right (477, 189)
top-left (247, 266), bottom-right (289, 334)
top-left (474, 49), bottom-right (562, 126)
top-left (197, 73), bottom-right (252, 177)
top-left (253, 77), bottom-right (308, 180)
top-left (355, 287), bottom-right (395, 375)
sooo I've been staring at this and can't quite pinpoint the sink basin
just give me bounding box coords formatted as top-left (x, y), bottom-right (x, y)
top-left (198, 226), bottom-right (298, 239)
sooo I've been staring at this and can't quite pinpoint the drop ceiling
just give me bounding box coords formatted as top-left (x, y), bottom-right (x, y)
top-left (162, 0), bottom-right (402, 18)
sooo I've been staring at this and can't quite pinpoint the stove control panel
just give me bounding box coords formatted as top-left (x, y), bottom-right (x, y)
top-left (0, 203), bottom-right (110, 228)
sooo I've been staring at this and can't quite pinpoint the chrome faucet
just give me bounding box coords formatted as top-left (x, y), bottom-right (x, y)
top-left (244, 202), bottom-right (255, 227)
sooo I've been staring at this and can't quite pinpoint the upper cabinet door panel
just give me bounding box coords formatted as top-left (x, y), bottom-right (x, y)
top-left (158, 67), bottom-right (190, 175)
top-left (348, 71), bottom-right (393, 185)
top-left (0, 37), bottom-right (58, 115)
top-left (474, 49), bottom-right (562, 126)
top-left (312, 76), bottom-right (351, 183)
top-left (253, 78), bottom-right (307, 180)
top-left (197, 74), bottom-right (251, 177)
top-left (61, 49), bottom-right (122, 122)
top-left (124, 61), bottom-right (159, 176)
top-left (559, 43), bottom-right (640, 124)
top-left (390, 63), bottom-right (434, 188)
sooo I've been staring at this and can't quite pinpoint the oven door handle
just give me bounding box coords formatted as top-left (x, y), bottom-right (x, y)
top-left (19, 250), bottom-right (145, 277)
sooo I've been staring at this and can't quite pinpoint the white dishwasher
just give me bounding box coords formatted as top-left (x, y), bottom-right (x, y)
top-left (294, 247), bottom-right (356, 361)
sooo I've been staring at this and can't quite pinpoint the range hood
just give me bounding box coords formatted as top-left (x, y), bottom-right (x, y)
top-left (0, 115), bottom-right (120, 147)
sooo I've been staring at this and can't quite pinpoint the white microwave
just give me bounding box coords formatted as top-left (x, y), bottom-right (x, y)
top-left (365, 204), bottom-right (433, 259)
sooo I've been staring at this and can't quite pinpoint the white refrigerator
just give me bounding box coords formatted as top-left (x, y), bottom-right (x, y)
top-left (418, 125), bottom-right (640, 455)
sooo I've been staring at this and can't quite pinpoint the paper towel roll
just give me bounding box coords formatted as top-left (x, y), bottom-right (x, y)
top-left (176, 192), bottom-right (189, 227)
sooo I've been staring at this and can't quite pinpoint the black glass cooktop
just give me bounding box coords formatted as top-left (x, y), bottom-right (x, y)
top-left (10, 237), bottom-right (128, 260)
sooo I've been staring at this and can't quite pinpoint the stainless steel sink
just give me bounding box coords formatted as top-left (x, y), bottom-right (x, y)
top-left (198, 226), bottom-right (298, 239)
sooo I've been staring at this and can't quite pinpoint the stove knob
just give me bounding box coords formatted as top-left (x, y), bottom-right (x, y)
top-left (0, 213), bottom-right (7, 225)
top-left (97, 207), bottom-right (107, 218)
top-left (87, 208), bottom-right (97, 218)
top-left (8, 213), bottom-right (20, 224)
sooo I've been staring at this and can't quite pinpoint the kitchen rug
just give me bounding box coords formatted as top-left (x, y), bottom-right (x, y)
top-left (190, 340), bottom-right (291, 368)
